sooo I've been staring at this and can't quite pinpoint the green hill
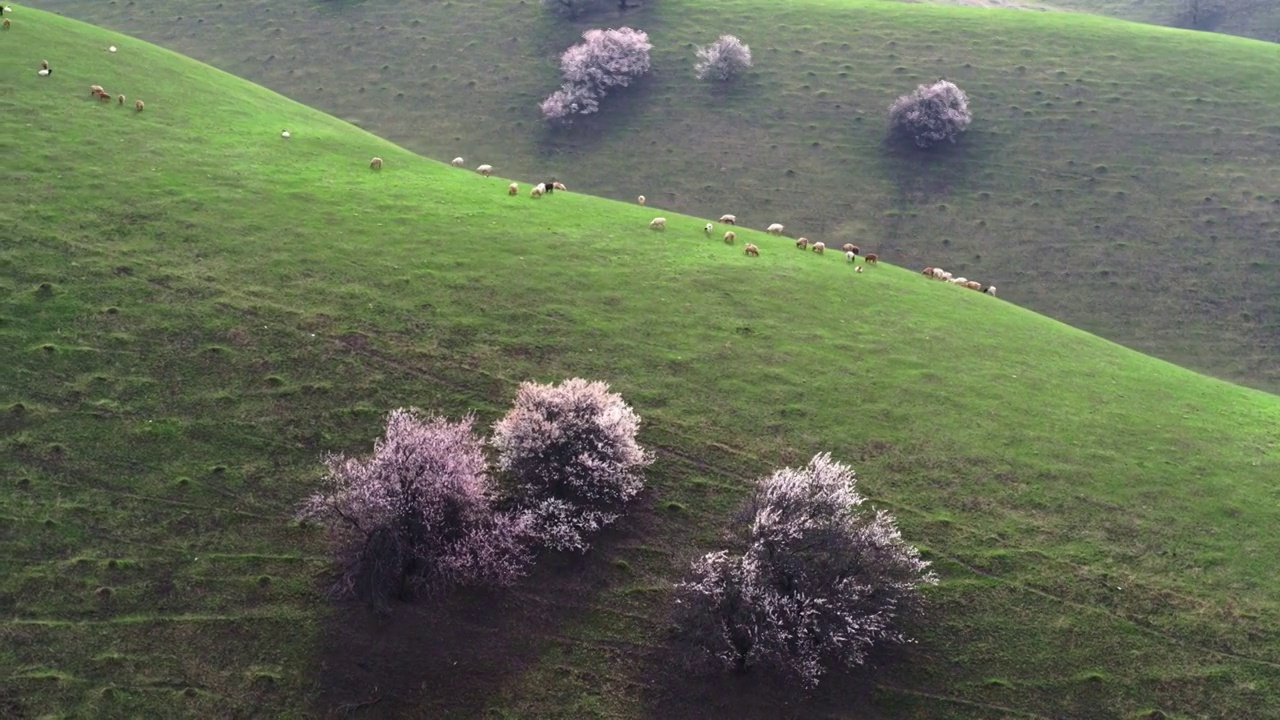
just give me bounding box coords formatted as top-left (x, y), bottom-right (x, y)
top-left (25, 0), bottom-right (1280, 395)
top-left (4, 8), bottom-right (1280, 719)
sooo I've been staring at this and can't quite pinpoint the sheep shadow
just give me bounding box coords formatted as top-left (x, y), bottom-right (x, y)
top-left (313, 523), bottom-right (645, 718)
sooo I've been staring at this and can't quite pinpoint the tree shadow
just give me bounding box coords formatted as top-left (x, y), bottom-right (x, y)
top-left (313, 519), bottom-right (646, 718)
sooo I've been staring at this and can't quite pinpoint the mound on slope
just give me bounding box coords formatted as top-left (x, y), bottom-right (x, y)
top-left (3, 9), bottom-right (1280, 719)
top-left (24, 0), bottom-right (1280, 396)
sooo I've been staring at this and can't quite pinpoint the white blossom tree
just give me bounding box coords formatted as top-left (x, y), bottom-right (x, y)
top-left (492, 378), bottom-right (653, 552)
top-left (541, 28), bottom-right (653, 124)
top-left (694, 35), bottom-right (753, 81)
top-left (299, 410), bottom-right (532, 612)
top-left (674, 453), bottom-right (937, 688)
top-left (888, 79), bottom-right (972, 149)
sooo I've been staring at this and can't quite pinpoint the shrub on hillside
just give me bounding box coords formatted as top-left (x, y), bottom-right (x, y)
top-left (299, 410), bottom-right (532, 613)
top-left (673, 453), bottom-right (937, 688)
top-left (541, 0), bottom-right (606, 19)
top-left (540, 28), bottom-right (653, 125)
top-left (694, 35), bottom-right (753, 81)
top-left (888, 79), bottom-right (972, 149)
top-left (492, 378), bottom-right (654, 552)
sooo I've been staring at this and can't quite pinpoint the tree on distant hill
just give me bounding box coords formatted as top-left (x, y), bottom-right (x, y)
top-left (888, 79), bottom-right (972, 149)
top-left (492, 378), bottom-right (654, 552)
top-left (299, 410), bottom-right (533, 613)
top-left (694, 35), bottom-right (753, 82)
top-left (673, 453), bottom-right (936, 688)
top-left (540, 27), bottom-right (652, 125)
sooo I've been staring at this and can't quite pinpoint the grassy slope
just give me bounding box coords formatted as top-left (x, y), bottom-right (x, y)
top-left (27, 0), bottom-right (1280, 396)
top-left (4, 8), bottom-right (1280, 719)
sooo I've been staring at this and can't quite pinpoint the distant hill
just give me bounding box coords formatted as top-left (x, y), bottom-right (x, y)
top-left (26, 0), bottom-right (1280, 394)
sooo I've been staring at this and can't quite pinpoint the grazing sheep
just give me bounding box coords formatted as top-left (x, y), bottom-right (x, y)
top-left (40, 60), bottom-right (49, 70)
top-left (281, 130), bottom-right (291, 139)
top-left (703, 223), bottom-right (714, 236)
top-left (508, 182), bottom-right (519, 196)
top-left (985, 285), bottom-right (997, 297)
top-left (719, 214), bottom-right (736, 225)
top-left (767, 223), bottom-right (785, 235)
top-left (638, 195), bottom-right (646, 206)
top-left (37, 68), bottom-right (51, 77)
top-left (649, 217), bottom-right (667, 230)
top-left (90, 84), bottom-right (104, 95)
top-left (841, 243), bottom-right (859, 255)
top-left (930, 268), bottom-right (947, 280)
top-left (451, 157), bottom-right (465, 167)
top-left (531, 183), bottom-right (545, 198)
top-left (855, 265), bottom-right (863, 273)
top-left (98, 91), bottom-right (111, 102)
top-left (552, 181), bottom-right (567, 191)
top-left (109, 46), bottom-right (116, 53)
top-left (811, 241), bottom-right (825, 254)
top-left (795, 237), bottom-right (809, 250)
top-left (134, 99), bottom-right (144, 111)
top-left (744, 243), bottom-right (760, 257)
top-left (865, 253), bottom-right (878, 264)
top-left (951, 277), bottom-right (968, 285)
top-left (117, 94), bottom-right (125, 105)
top-left (922, 267), bottom-right (934, 276)
top-left (369, 156), bottom-right (383, 170)
top-left (476, 164), bottom-right (493, 176)
top-left (939, 271), bottom-right (953, 281)
top-left (845, 251), bottom-right (856, 262)
top-left (965, 281), bottom-right (982, 291)
top-left (542, 180), bottom-right (557, 195)
top-left (723, 231), bottom-right (736, 244)
top-left (2, 18), bottom-right (9, 29)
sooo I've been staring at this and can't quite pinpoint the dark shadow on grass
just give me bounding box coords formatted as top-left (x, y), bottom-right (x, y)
top-left (314, 519), bottom-right (647, 718)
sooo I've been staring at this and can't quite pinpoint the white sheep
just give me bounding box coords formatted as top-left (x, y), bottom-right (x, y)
top-left (369, 156), bottom-right (383, 170)
top-left (476, 164), bottom-right (493, 176)
top-left (109, 46), bottom-right (117, 53)
top-left (855, 265), bottom-right (863, 273)
top-left (281, 130), bottom-right (291, 139)
top-left (723, 231), bottom-right (736, 244)
top-left (452, 157), bottom-right (465, 167)
top-left (508, 182), bottom-right (519, 196)
top-left (649, 217), bottom-right (667, 230)
top-left (767, 223), bottom-right (784, 235)
top-left (930, 268), bottom-right (947, 280)
top-left (531, 183), bottom-right (545, 198)
top-left (811, 241), bottom-right (825, 254)
top-left (719, 214), bottom-right (736, 225)
top-left (951, 277), bottom-right (968, 285)
top-left (637, 195), bottom-right (646, 206)
top-left (940, 271), bottom-right (953, 281)
top-left (703, 223), bottom-right (713, 236)
top-left (552, 181), bottom-right (567, 191)
top-left (845, 251), bottom-right (856, 262)
top-left (37, 68), bottom-right (50, 76)
top-left (985, 285), bottom-right (997, 296)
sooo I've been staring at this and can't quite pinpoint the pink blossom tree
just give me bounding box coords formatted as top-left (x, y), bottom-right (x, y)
top-left (888, 79), bottom-right (972, 149)
top-left (299, 409), bottom-right (532, 612)
top-left (674, 453), bottom-right (937, 688)
top-left (541, 28), bottom-right (653, 125)
top-left (492, 378), bottom-right (654, 552)
top-left (694, 35), bottom-right (753, 82)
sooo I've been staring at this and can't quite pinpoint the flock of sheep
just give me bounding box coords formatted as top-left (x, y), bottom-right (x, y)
top-left (378, 153), bottom-right (1000, 294)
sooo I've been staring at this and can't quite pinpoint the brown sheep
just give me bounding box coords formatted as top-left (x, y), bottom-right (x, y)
top-left (508, 182), bottom-right (519, 196)
top-left (744, 243), bottom-right (760, 257)
top-left (723, 231), bottom-right (736, 244)
top-left (41, 60), bottom-right (50, 71)
top-left (811, 241), bottom-right (825, 254)
top-left (795, 237), bottom-right (809, 250)
top-left (117, 94), bottom-right (125, 105)
top-left (841, 243), bottom-right (859, 255)
top-left (865, 252), bottom-right (878, 264)
top-left (98, 91), bottom-right (112, 102)
top-left (552, 181), bottom-right (567, 191)
top-left (369, 156), bottom-right (383, 170)
top-left (2, 18), bottom-right (10, 29)
top-left (134, 99), bottom-right (144, 111)
top-left (965, 281), bottom-right (982, 291)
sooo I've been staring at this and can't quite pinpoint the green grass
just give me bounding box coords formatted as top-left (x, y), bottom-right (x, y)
top-left (24, 0), bottom-right (1280, 394)
top-left (4, 8), bottom-right (1280, 719)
